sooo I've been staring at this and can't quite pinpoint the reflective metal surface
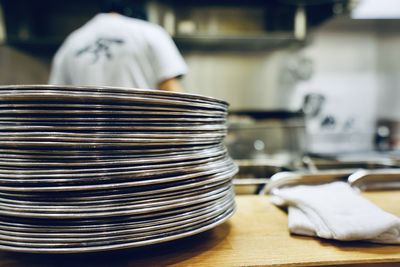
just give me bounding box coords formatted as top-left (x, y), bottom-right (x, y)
top-left (0, 85), bottom-right (237, 253)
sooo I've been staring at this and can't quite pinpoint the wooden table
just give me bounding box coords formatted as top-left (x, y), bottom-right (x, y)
top-left (0, 192), bottom-right (399, 267)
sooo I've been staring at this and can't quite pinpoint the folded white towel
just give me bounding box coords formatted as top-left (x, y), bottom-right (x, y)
top-left (270, 181), bottom-right (400, 244)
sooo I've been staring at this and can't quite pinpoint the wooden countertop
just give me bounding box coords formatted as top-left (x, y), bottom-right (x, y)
top-left (0, 191), bottom-right (399, 267)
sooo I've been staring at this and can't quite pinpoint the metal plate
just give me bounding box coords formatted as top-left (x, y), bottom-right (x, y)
top-left (0, 184), bottom-right (233, 219)
top-left (0, 146), bottom-right (226, 166)
top-left (0, 131), bottom-right (226, 140)
top-left (0, 173), bottom-right (233, 202)
top-left (0, 206), bottom-right (234, 253)
top-left (0, 204), bottom-right (233, 245)
top-left (0, 181), bottom-right (231, 207)
top-left (0, 139), bottom-right (223, 149)
top-left (0, 108), bottom-right (225, 117)
top-left (0, 91), bottom-right (227, 111)
top-left (0, 196), bottom-right (234, 237)
top-left (0, 148), bottom-right (227, 168)
top-left (0, 161), bottom-right (237, 191)
top-left (0, 157), bottom-right (235, 186)
top-left (0, 85), bottom-right (228, 106)
top-left (0, 124), bottom-right (227, 132)
top-left (0, 116), bottom-right (226, 122)
top-left (0, 144), bottom-right (223, 156)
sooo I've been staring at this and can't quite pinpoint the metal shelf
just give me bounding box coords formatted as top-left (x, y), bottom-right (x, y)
top-left (173, 33), bottom-right (306, 50)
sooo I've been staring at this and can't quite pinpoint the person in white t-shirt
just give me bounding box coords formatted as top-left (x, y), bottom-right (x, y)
top-left (49, 1), bottom-right (187, 92)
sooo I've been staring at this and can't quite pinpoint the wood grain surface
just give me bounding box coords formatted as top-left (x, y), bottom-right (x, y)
top-left (0, 191), bottom-right (399, 267)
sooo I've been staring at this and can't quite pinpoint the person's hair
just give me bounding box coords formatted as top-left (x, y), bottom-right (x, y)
top-left (99, 0), bottom-right (147, 20)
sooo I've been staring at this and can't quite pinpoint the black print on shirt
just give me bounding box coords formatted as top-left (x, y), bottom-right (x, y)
top-left (76, 38), bottom-right (125, 63)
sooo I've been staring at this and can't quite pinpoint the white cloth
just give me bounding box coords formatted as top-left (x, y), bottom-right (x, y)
top-left (49, 13), bottom-right (187, 89)
top-left (270, 181), bottom-right (400, 244)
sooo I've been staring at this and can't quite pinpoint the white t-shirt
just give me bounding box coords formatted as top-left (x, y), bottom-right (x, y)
top-left (49, 13), bottom-right (187, 89)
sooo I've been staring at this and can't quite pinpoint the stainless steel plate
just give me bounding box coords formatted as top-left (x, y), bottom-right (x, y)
top-left (0, 206), bottom-right (234, 253)
top-left (0, 146), bottom-right (226, 166)
top-left (0, 111), bottom-right (225, 118)
top-left (0, 116), bottom-right (226, 122)
top-left (0, 85), bottom-right (228, 106)
top-left (0, 173), bottom-right (234, 202)
top-left (0, 204), bottom-right (234, 246)
top-left (0, 196), bottom-right (234, 237)
top-left (0, 181), bottom-right (231, 207)
top-left (0, 144), bottom-right (222, 156)
top-left (0, 139), bottom-right (223, 149)
top-left (0, 147), bottom-right (226, 167)
top-left (0, 131), bottom-right (226, 140)
top-left (0, 184), bottom-right (233, 219)
top-left (0, 91), bottom-right (227, 111)
top-left (0, 160), bottom-right (237, 191)
top-left (0, 124), bottom-right (227, 132)
top-left (0, 103), bottom-right (226, 114)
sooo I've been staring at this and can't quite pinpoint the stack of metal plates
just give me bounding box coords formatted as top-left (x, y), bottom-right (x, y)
top-left (0, 85), bottom-right (237, 253)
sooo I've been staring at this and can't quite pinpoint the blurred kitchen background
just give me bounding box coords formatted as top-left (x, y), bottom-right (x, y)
top-left (1, 0), bottom-right (400, 193)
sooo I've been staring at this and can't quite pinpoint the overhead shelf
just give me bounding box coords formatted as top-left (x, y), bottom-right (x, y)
top-left (173, 34), bottom-right (306, 50)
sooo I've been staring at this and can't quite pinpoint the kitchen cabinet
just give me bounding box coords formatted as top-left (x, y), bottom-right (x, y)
top-left (0, 191), bottom-right (398, 266)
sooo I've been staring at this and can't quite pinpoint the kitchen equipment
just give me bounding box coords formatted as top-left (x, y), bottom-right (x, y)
top-left (233, 159), bottom-right (290, 194)
top-left (348, 169), bottom-right (400, 191)
top-left (227, 110), bottom-right (306, 164)
top-left (234, 151), bottom-right (400, 195)
top-left (261, 163), bottom-right (400, 194)
top-left (226, 110), bottom-right (306, 194)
